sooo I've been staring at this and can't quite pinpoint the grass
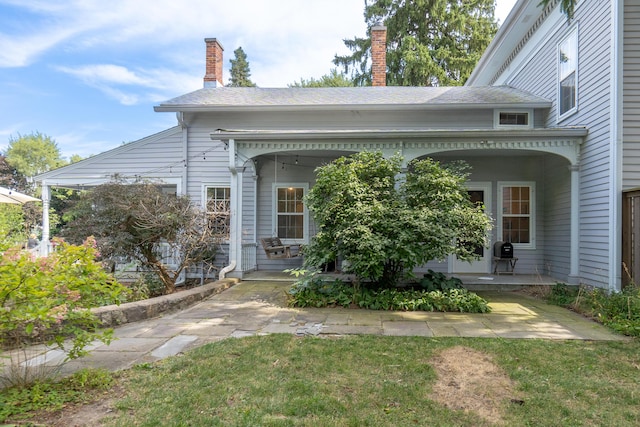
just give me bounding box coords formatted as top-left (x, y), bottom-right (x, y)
top-left (0, 368), bottom-right (114, 421)
top-left (81, 335), bottom-right (640, 426)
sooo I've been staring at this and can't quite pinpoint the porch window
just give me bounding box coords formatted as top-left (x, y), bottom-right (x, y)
top-left (498, 182), bottom-right (535, 249)
top-left (558, 27), bottom-right (578, 120)
top-left (205, 186), bottom-right (231, 239)
top-left (274, 185), bottom-right (307, 241)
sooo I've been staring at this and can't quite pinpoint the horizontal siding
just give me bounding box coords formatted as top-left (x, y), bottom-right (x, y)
top-left (543, 155), bottom-right (572, 279)
top-left (36, 126), bottom-right (184, 187)
top-left (185, 109), bottom-right (495, 132)
top-left (624, 1), bottom-right (640, 189)
top-left (498, 0), bottom-right (614, 288)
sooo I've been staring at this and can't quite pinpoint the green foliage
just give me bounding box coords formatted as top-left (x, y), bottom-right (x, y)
top-left (0, 368), bottom-right (113, 422)
top-left (0, 237), bottom-right (128, 363)
top-left (334, 0), bottom-right (498, 86)
top-left (539, 0), bottom-right (577, 20)
top-left (5, 132), bottom-right (66, 178)
top-left (419, 269), bottom-right (464, 292)
top-left (287, 279), bottom-right (490, 313)
top-left (62, 181), bottom-right (220, 294)
top-left (227, 46), bottom-right (256, 87)
top-left (0, 204), bottom-right (26, 250)
top-left (548, 283), bottom-right (640, 337)
top-left (303, 152), bottom-right (491, 287)
top-left (289, 69), bottom-right (355, 87)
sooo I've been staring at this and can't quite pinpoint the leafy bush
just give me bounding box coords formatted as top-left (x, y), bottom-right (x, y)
top-left (302, 152), bottom-right (491, 288)
top-left (287, 278), bottom-right (490, 313)
top-left (547, 283), bottom-right (640, 337)
top-left (418, 270), bottom-right (464, 292)
top-left (0, 237), bottom-right (129, 384)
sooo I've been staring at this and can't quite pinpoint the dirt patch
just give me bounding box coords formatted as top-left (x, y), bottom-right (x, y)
top-left (429, 346), bottom-right (521, 425)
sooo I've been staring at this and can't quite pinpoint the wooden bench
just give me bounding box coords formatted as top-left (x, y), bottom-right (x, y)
top-left (260, 237), bottom-right (300, 259)
top-left (492, 257), bottom-right (518, 275)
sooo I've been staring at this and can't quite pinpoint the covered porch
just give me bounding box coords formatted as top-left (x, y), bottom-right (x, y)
top-left (218, 127), bottom-right (587, 284)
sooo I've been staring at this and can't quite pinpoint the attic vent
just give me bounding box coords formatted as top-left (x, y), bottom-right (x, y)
top-left (495, 110), bottom-right (532, 129)
top-left (499, 112), bottom-right (528, 125)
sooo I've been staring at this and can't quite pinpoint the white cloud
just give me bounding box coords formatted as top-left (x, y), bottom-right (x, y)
top-left (54, 64), bottom-right (201, 104)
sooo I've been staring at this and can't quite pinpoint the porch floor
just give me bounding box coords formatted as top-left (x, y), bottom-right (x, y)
top-left (242, 271), bottom-right (558, 290)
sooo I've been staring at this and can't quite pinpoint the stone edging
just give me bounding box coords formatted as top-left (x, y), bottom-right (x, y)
top-left (91, 278), bottom-right (240, 328)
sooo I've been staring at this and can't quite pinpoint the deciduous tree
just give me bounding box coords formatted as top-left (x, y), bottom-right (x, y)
top-left (334, 0), bottom-right (497, 86)
top-left (62, 181), bottom-right (223, 294)
top-left (5, 132), bottom-right (66, 178)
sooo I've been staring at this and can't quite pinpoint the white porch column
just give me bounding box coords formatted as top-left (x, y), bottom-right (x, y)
top-left (568, 164), bottom-right (580, 284)
top-left (227, 138), bottom-right (245, 274)
top-left (40, 182), bottom-right (50, 257)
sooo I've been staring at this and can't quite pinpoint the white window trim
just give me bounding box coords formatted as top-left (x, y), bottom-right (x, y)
top-left (497, 181), bottom-right (536, 250)
top-left (272, 182), bottom-right (309, 244)
top-left (203, 183), bottom-right (231, 242)
top-left (557, 25), bottom-right (579, 122)
top-left (494, 109), bottom-right (533, 129)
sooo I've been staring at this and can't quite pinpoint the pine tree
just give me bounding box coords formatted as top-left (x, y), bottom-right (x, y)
top-left (228, 47), bottom-right (256, 87)
top-left (289, 69), bottom-right (355, 87)
top-left (334, 0), bottom-right (498, 87)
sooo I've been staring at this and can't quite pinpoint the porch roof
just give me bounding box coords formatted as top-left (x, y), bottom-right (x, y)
top-left (155, 85), bottom-right (551, 112)
top-left (213, 127), bottom-right (588, 165)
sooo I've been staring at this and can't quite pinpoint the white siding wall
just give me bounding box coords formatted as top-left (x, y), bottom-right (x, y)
top-left (542, 155), bottom-right (572, 279)
top-left (499, 0), bottom-right (614, 287)
top-left (623, 0), bottom-right (640, 189)
top-left (38, 126), bottom-right (184, 187)
top-left (420, 154), bottom-right (564, 276)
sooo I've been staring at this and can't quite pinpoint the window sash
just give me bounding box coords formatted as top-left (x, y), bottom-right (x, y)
top-left (558, 28), bottom-right (578, 118)
top-left (206, 186), bottom-right (231, 239)
top-left (275, 186), bottom-right (305, 240)
top-left (499, 183), bottom-right (535, 248)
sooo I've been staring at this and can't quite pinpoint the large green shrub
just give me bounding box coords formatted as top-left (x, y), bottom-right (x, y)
top-left (0, 237), bottom-right (128, 360)
top-left (303, 152), bottom-right (491, 287)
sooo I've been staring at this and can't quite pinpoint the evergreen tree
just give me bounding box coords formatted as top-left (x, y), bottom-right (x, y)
top-left (540, 0), bottom-right (577, 20)
top-left (334, 0), bottom-right (498, 86)
top-left (228, 46), bottom-right (256, 87)
top-left (289, 69), bottom-right (355, 87)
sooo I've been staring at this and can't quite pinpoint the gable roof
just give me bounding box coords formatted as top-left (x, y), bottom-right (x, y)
top-left (34, 126), bottom-right (183, 187)
top-left (155, 85), bottom-right (551, 112)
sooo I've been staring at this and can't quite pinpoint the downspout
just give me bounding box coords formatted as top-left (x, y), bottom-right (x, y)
top-left (609, 0), bottom-right (623, 291)
top-left (219, 260), bottom-right (236, 279)
top-left (219, 137), bottom-right (238, 279)
top-left (177, 112), bottom-right (188, 195)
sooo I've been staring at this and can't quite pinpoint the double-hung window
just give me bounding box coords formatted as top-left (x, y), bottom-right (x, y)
top-left (498, 182), bottom-right (535, 249)
top-left (274, 184), bottom-right (308, 242)
top-left (205, 186), bottom-right (231, 239)
top-left (558, 28), bottom-right (578, 120)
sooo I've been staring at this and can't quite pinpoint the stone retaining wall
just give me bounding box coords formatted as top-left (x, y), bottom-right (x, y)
top-left (92, 278), bottom-right (239, 328)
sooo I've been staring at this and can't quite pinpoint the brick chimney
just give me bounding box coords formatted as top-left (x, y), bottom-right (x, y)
top-left (371, 23), bottom-right (387, 87)
top-left (204, 38), bottom-right (224, 88)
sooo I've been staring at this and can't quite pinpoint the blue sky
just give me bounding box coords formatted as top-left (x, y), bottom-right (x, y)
top-left (0, 0), bottom-right (517, 161)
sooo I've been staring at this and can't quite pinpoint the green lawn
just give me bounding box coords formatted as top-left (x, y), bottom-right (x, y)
top-left (97, 335), bottom-right (640, 427)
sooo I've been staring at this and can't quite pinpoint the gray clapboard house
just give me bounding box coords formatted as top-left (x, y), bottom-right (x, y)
top-left (35, 0), bottom-right (636, 291)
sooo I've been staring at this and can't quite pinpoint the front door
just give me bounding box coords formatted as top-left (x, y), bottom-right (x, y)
top-left (452, 183), bottom-right (491, 274)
